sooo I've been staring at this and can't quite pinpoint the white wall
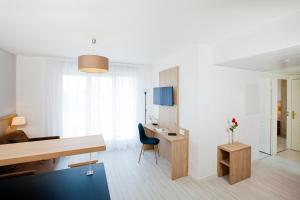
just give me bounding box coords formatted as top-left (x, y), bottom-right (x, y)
top-left (151, 44), bottom-right (203, 178)
top-left (16, 56), bottom-right (47, 137)
top-left (277, 80), bottom-right (281, 101)
top-left (0, 48), bottom-right (16, 117)
top-left (151, 44), bottom-right (274, 179)
top-left (214, 12), bottom-right (300, 64)
top-left (16, 56), bottom-right (152, 138)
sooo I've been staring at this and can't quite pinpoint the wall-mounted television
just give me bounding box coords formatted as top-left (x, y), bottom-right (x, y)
top-left (153, 86), bottom-right (174, 106)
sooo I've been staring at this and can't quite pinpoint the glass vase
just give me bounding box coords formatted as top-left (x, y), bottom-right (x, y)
top-left (229, 132), bottom-right (234, 145)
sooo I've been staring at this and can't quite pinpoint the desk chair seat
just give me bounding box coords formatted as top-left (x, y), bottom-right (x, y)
top-left (142, 138), bottom-right (159, 145)
top-left (138, 123), bottom-right (160, 164)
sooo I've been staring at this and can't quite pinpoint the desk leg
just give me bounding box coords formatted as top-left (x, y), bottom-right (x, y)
top-left (154, 145), bottom-right (158, 164)
top-left (86, 153), bottom-right (94, 176)
top-left (171, 140), bottom-right (188, 180)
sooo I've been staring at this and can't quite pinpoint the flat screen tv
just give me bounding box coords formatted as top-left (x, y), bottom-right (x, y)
top-left (153, 86), bottom-right (174, 106)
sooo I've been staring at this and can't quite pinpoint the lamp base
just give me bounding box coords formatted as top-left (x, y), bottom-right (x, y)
top-left (86, 170), bottom-right (94, 176)
top-left (6, 126), bottom-right (16, 134)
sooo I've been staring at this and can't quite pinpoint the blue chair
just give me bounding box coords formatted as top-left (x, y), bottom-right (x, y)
top-left (138, 123), bottom-right (160, 164)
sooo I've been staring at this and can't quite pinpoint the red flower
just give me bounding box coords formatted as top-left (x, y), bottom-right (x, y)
top-left (232, 118), bottom-right (236, 123)
top-left (235, 122), bottom-right (238, 126)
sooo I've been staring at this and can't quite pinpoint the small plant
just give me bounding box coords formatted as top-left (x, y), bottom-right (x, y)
top-left (228, 118), bottom-right (239, 145)
top-left (229, 118), bottom-right (239, 133)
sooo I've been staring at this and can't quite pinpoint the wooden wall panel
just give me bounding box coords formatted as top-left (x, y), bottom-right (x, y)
top-left (159, 66), bottom-right (179, 132)
top-left (0, 114), bottom-right (17, 135)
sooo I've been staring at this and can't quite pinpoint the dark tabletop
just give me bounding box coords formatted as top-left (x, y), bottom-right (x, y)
top-left (0, 163), bottom-right (110, 200)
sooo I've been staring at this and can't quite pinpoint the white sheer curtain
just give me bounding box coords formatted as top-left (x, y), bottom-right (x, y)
top-left (45, 59), bottom-right (142, 150)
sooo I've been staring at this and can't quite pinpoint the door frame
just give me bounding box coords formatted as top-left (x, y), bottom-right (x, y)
top-left (271, 79), bottom-right (282, 155)
top-left (270, 78), bottom-right (288, 155)
top-left (271, 76), bottom-right (300, 155)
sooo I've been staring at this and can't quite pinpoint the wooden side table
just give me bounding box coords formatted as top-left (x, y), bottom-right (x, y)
top-left (217, 142), bottom-right (251, 184)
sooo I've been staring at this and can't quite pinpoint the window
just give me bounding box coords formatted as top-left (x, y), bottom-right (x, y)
top-left (45, 60), bottom-right (142, 150)
top-left (62, 74), bottom-right (138, 146)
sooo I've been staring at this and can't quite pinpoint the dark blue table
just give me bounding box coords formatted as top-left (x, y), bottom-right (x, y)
top-left (0, 163), bottom-right (110, 200)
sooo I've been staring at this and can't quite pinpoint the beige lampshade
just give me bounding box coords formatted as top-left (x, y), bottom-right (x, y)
top-left (78, 55), bottom-right (109, 73)
top-left (11, 117), bottom-right (26, 126)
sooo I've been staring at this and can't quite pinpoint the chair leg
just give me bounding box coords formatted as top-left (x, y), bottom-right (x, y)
top-left (154, 145), bottom-right (158, 164)
top-left (138, 144), bottom-right (144, 163)
top-left (157, 145), bottom-right (160, 157)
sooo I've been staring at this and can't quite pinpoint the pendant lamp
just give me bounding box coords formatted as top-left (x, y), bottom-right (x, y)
top-left (78, 39), bottom-right (109, 73)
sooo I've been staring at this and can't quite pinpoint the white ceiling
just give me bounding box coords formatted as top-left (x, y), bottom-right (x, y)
top-left (0, 0), bottom-right (300, 64)
top-left (217, 45), bottom-right (300, 75)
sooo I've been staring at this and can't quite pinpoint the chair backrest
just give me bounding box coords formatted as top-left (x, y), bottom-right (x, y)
top-left (138, 123), bottom-right (147, 142)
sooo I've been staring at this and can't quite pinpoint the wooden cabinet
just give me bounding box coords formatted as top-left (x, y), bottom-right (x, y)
top-left (217, 142), bottom-right (251, 184)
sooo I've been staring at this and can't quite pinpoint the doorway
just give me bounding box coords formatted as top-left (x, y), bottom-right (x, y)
top-left (277, 79), bottom-right (287, 152)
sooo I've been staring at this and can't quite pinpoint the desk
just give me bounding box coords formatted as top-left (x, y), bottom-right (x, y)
top-left (144, 124), bottom-right (189, 180)
top-left (0, 135), bottom-right (106, 166)
top-left (0, 163), bottom-right (110, 200)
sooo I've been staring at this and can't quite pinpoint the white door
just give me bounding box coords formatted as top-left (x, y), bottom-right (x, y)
top-left (291, 79), bottom-right (300, 151)
top-left (259, 79), bottom-right (272, 154)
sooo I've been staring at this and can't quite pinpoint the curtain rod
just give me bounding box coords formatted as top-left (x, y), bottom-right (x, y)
top-left (110, 61), bottom-right (149, 66)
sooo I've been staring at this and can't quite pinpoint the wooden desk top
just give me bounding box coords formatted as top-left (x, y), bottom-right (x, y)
top-left (0, 135), bottom-right (106, 166)
top-left (218, 142), bottom-right (250, 152)
top-left (144, 124), bottom-right (187, 142)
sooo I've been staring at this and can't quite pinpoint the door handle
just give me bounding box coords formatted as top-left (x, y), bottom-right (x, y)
top-left (292, 111), bottom-right (296, 119)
